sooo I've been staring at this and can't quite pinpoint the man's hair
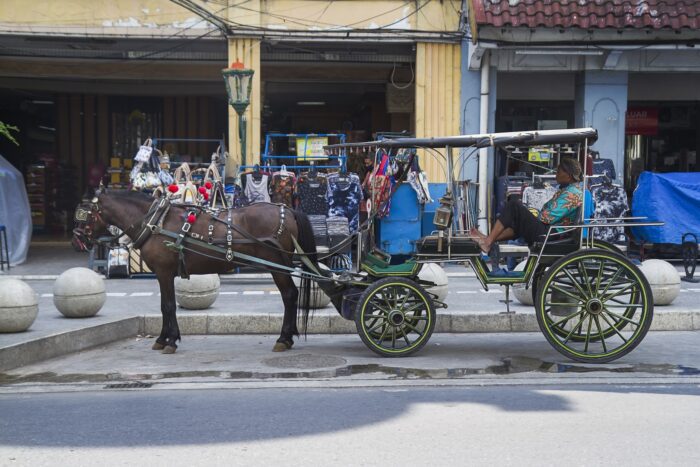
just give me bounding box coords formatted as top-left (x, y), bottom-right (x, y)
top-left (559, 157), bottom-right (583, 182)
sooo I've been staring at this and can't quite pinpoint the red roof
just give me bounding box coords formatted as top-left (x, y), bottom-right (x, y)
top-left (470, 0), bottom-right (700, 30)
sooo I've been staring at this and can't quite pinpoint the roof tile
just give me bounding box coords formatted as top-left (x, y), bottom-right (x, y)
top-left (471, 0), bottom-right (700, 30)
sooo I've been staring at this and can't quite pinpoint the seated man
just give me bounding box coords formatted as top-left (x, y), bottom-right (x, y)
top-left (471, 158), bottom-right (583, 253)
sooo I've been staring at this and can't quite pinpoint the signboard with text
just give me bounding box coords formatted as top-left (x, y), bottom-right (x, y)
top-left (296, 137), bottom-right (328, 160)
top-left (626, 108), bottom-right (658, 136)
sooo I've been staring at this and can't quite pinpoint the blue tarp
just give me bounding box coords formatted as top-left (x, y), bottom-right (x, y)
top-left (631, 171), bottom-right (700, 244)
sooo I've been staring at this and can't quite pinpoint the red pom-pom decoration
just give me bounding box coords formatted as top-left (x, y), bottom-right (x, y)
top-left (198, 186), bottom-right (207, 194)
top-left (167, 184), bottom-right (178, 193)
top-left (203, 192), bottom-right (210, 201)
top-left (204, 181), bottom-right (213, 189)
top-left (187, 214), bottom-right (196, 224)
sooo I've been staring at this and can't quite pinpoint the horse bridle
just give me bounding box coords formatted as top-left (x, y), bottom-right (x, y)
top-left (72, 196), bottom-right (103, 251)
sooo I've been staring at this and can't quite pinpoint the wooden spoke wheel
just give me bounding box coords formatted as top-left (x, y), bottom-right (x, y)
top-left (355, 277), bottom-right (436, 357)
top-left (535, 249), bottom-right (653, 363)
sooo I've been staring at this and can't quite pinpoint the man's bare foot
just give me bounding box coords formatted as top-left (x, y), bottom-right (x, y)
top-left (475, 236), bottom-right (492, 254)
top-left (469, 228), bottom-right (486, 239)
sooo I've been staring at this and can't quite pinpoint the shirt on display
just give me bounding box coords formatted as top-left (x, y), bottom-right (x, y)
top-left (327, 172), bottom-right (362, 233)
top-left (591, 184), bottom-right (629, 244)
top-left (522, 185), bottom-right (558, 211)
top-left (269, 172), bottom-right (296, 208)
top-left (295, 173), bottom-right (329, 215)
top-left (244, 173), bottom-right (271, 204)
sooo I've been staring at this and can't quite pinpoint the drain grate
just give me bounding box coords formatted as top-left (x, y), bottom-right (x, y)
top-left (104, 382), bottom-right (153, 389)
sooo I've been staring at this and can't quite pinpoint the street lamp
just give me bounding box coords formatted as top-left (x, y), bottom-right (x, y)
top-left (222, 61), bottom-right (254, 167)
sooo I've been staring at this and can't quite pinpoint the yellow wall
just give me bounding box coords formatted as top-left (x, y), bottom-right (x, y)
top-left (0, 0), bottom-right (460, 34)
top-left (415, 42), bottom-right (461, 182)
top-left (226, 38), bottom-right (261, 174)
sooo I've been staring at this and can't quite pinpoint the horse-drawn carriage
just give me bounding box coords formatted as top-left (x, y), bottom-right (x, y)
top-left (73, 128), bottom-right (661, 364)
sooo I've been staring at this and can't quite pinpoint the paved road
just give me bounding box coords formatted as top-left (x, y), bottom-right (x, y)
top-left (1, 384), bottom-right (698, 466)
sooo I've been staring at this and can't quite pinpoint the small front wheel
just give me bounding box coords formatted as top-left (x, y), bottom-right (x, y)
top-left (355, 277), bottom-right (436, 357)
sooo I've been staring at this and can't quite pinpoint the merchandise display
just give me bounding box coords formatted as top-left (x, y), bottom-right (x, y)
top-left (591, 181), bottom-right (629, 244)
top-left (269, 169), bottom-right (296, 207)
top-left (295, 171), bottom-right (329, 215)
top-left (327, 172), bottom-right (362, 233)
top-left (244, 172), bottom-right (271, 204)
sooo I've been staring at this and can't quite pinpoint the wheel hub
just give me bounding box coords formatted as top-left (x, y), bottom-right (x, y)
top-left (586, 298), bottom-right (604, 315)
top-left (388, 310), bottom-right (405, 326)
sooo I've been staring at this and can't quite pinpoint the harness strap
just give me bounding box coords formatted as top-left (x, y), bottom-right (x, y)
top-left (129, 198), bottom-right (170, 250)
top-left (226, 210), bottom-right (234, 262)
top-left (274, 204), bottom-right (286, 239)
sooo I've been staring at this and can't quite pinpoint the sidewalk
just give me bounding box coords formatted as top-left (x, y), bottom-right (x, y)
top-left (1, 243), bottom-right (699, 372)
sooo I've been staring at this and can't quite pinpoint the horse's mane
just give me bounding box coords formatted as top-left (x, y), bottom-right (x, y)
top-left (104, 189), bottom-right (154, 203)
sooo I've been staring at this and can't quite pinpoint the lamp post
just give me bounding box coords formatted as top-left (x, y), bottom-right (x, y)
top-left (222, 61), bottom-right (254, 168)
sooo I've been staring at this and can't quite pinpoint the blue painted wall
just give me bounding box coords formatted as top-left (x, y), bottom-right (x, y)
top-left (575, 71), bottom-right (628, 183)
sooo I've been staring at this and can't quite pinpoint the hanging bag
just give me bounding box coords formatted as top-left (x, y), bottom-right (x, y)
top-left (170, 163), bottom-right (197, 204)
top-left (202, 161), bottom-right (228, 209)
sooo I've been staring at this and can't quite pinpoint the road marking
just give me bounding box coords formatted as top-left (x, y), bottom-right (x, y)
top-left (41, 293), bottom-right (53, 297)
top-left (130, 292), bottom-right (153, 297)
top-left (219, 291), bottom-right (239, 295)
top-left (687, 288), bottom-right (700, 291)
top-left (242, 290), bottom-right (264, 295)
top-left (269, 290), bottom-right (280, 295)
top-left (106, 292), bottom-right (127, 297)
top-left (456, 291), bottom-right (477, 294)
top-left (480, 289), bottom-right (502, 294)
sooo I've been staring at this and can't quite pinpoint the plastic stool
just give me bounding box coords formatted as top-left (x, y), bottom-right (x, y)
top-left (0, 225), bottom-right (9, 271)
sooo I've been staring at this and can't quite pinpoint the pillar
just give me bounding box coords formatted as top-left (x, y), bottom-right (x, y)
top-left (575, 71), bottom-right (628, 182)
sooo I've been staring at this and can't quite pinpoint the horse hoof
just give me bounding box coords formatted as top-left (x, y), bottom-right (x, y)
top-left (162, 345), bottom-right (177, 354)
top-left (272, 341), bottom-right (293, 352)
top-left (152, 342), bottom-right (165, 350)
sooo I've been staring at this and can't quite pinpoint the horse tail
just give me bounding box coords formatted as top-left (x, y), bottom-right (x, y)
top-left (292, 210), bottom-right (344, 333)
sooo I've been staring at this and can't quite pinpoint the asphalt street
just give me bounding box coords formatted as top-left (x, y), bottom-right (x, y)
top-left (1, 384), bottom-right (699, 466)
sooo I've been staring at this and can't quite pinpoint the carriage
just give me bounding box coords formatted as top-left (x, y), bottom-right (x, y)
top-left (74, 128), bottom-right (661, 364)
top-left (317, 127), bottom-right (665, 363)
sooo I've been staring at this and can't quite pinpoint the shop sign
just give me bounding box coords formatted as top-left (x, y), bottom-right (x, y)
top-left (528, 147), bottom-right (552, 162)
top-left (626, 108), bottom-right (658, 136)
top-left (296, 137), bottom-right (328, 160)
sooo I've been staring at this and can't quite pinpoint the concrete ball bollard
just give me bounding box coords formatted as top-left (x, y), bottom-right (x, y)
top-left (512, 261), bottom-right (534, 306)
top-left (0, 278), bottom-right (39, 332)
top-left (53, 267), bottom-right (106, 318)
top-left (293, 273), bottom-right (332, 309)
top-left (638, 259), bottom-right (681, 306)
top-left (417, 263), bottom-right (449, 302)
top-left (175, 274), bottom-right (220, 310)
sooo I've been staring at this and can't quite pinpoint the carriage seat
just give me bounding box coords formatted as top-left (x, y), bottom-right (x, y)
top-left (361, 251), bottom-right (421, 277)
top-left (415, 235), bottom-right (481, 256)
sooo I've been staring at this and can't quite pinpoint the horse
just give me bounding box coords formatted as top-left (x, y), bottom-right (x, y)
top-left (72, 189), bottom-right (343, 354)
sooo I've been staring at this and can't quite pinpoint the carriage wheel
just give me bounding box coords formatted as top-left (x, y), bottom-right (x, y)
top-left (355, 277), bottom-right (435, 357)
top-left (535, 249), bottom-right (653, 363)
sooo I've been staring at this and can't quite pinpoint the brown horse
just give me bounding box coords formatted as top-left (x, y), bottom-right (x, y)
top-left (73, 189), bottom-right (342, 354)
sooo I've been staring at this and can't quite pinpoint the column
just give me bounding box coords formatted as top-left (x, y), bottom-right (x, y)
top-left (575, 71), bottom-right (628, 182)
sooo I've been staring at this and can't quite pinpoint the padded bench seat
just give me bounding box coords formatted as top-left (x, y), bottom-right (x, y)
top-left (416, 235), bottom-right (481, 256)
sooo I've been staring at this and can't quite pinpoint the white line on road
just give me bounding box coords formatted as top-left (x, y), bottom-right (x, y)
top-left (219, 291), bottom-right (239, 295)
top-left (130, 292), bottom-right (153, 297)
top-left (456, 291), bottom-right (477, 294)
top-left (106, 292), bottom-right (127, 297)
top-left (269, 290), bottom-right (280, 295)
top-left (242, 291), bottom-right (265, 295)
top-left (480, 289), bottom-right (503, 294)
top-left (40, 293), bottom-right (53, 297)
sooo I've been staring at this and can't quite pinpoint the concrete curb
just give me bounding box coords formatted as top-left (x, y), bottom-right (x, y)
top-left (1, 309), bottom-right (698, 372)
top-left (0, 317), bottom-right (141, 372)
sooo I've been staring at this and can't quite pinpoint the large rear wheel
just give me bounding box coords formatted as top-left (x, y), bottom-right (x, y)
top-left (535, 249), bottom-right (653, 363)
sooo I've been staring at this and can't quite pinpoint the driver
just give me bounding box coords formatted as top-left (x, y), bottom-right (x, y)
top-left (470, 157), bottom-right (583, 253)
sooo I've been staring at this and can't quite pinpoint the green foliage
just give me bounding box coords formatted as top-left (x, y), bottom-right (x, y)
top-left (0, 121), bottom-right (19, 146)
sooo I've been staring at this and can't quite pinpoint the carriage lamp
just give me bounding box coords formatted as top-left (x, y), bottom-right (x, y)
top-left (433, 193), bottom-right (454, 252)
top-left (222, 62), bottom-right (254, 168)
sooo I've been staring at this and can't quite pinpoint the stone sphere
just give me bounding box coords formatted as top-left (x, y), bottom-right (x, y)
top-left (512, 261), bottom-right (534, 306)
top-left (0, 279), bottom-right (39, 332)
top-left (417, 263), bottom-right (449, 302)
top-left (175, 274), bottom-right (220, 310)
top-left (53, 267), bottom-right (106, 318)
top-left (639, 259), bottom-right (681, 306)
top-left (293, 273), bottom-right (332, 309)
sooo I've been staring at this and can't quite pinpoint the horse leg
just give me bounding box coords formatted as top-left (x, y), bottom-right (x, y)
top-left (152, 271), bottom-right (181, 354)
top-left (271, 271), bottom-right (299, 352)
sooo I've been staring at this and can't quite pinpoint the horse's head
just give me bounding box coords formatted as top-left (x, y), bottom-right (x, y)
top-left (71, 192), bottom-right (109, 252)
